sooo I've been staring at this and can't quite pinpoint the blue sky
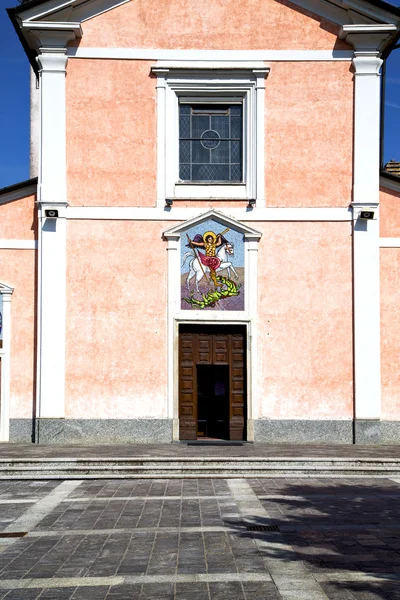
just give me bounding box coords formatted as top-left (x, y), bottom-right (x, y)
top-left (0, 0), bottom-right (399, 189)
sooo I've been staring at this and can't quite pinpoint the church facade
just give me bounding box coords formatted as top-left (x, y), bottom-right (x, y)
top-left (1, 0), bottom-right (400, 444)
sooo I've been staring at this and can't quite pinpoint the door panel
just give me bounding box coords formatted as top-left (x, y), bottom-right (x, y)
top-left (179, 332), bottom-right (197, 440)
top-left (179, 326), bottom-right (247, 441)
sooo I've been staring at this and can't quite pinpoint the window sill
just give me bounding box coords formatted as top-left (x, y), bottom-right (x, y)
top-left (174, 183), bottom-right (247, 199)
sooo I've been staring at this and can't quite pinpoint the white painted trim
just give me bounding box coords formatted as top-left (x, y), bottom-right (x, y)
top-left (15, 0), bottom-right (400, 36)
top-left (37, 204), bottom-right (67, 419)
top-left (350, 43), bottom-right (384, 422)
top-left (37, 48), bottom-right (68, 205)
top-left (0, 240), bottom-right (37, 250)
top-left (0, 184), bottom-right (37, 205)
top-left (164, 208), bottom-right (262, 237)
top-left (380, 238), bottom-right (400, 247)
top-left (18, 0), bottom-right (130, 24)
top-left (66, 206), bottom-right (352, 221)
top-left (166, 235), bottom-right (180, 433)
top-left (164, 211), bottom-right (261, 442)
top-left (380, 176), bottom-right (400, 193)
top-left (0, 286), bottom-right (13, 442)
top-left (153, 67), bottom-right (269, 206)
top-left (66, 48), bottom-right (354, 61)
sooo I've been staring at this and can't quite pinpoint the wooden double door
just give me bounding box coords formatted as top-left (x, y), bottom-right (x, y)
top-left (179, 325), bottom-right (247, 441)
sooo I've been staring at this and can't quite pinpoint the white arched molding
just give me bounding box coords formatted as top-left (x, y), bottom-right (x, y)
top-left (0, 283), bottom-right (14, 441)
top-left (163, 209), bottom-right (262, 441)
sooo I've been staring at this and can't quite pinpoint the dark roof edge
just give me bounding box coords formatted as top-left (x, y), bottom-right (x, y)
top-left (7, 7), bottom-right (39, 77)
top-left (0, 177), bottom-right (38, 197)
top-left (381, 170), bottom-right (400, 183)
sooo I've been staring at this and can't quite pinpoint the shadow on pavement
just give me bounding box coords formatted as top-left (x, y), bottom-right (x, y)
top-left (227, 479), bottom-right (400, 600)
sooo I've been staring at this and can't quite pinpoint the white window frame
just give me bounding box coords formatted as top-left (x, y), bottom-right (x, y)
top-left (152, 63), bottom-right (269, 205)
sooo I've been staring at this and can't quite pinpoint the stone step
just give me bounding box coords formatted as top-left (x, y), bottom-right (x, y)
top-left (1, 456), bottom-right (400, 478)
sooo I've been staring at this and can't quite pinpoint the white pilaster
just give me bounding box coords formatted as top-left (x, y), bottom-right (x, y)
top-left (155, 69), bottom-right (168, 207)
top-left (37, 48), bottom-right (69, 204)
top-left (340, 25), bottom-right (397, 425)
top-left (352, 53), bottom-right (382, 420)
top-left (30, 68), bottom-right (40, 179)
top-left (37, 204), bottom-right (68, 418)
top-left (165, 234), bottom-right (180, 439)
top-left (245, 236), bottom-right (260, 441)
top-left (253, 69), bottom-right (269, 208)
top-left (32, 28), bottom-right (80, 421)
top-left (0, 287), bottom-right (14, 442)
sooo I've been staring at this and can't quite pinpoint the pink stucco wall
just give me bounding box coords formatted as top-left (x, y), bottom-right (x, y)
top-left (265, 62), bottom-right (353, 207)
top-left (381, 248), bottom-right (400, 419)
top-left (0, 194), bottom-right (37, 239)
top-left (66, 58), bottom-right (353, 209)
top-left (380, 186), bottom-right (400, 237)
top-left (66, 60), bottom-right (156, 207)
top-left (65, 220), bottom-right (172, 418)
top-left (0, 195), bottom-right (37, 418)
top-left (76, 0), bottom-right (349, 50)
top-left (1, 250), bottom-right (36, 418)
top-left (256, 221), bottom-right (353, 418)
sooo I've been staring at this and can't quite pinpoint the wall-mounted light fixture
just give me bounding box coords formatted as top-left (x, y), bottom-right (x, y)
top-left (44, 209), bottom-right (59, 218)
top-left (247, 199), bottom-right (256, 209)
top-left (165, 198), bottom-right (173, 208)
top-left (359, 210), bottom-right (375, 220)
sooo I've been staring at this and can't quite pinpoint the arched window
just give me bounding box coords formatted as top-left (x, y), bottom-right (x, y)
top-left (0, 283), bottom-right (14, 441)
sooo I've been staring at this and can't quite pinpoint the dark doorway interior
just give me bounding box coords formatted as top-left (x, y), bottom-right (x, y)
top-left (197, 365), bottom-right (230, 439)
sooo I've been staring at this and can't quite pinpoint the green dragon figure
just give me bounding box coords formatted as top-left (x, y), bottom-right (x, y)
top-left (183, 276), bottom-right (241, 309)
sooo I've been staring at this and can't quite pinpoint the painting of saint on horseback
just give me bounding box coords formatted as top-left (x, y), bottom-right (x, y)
top-left (180, 219), bottom-right (245, 311)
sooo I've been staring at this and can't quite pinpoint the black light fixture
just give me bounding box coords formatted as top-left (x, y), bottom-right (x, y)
top-left (359, 210), bottom-right (375, 220)
top-left (247, 199), bottom-right (256, 209)
top-left (165, 198), bottom-right (173, 208)
top-left (45, 209), bottom-right (59, 218)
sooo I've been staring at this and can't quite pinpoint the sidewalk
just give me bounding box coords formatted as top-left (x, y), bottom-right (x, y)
top-left (2, 442), bottom-right (400, 459)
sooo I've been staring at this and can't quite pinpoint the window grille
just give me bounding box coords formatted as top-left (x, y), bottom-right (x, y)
top-left (179, 103), bottom-right (243, 182)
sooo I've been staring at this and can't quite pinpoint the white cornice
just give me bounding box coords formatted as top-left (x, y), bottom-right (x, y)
top-left (15, 0), bottom-right (400, 27)
top-left (163, 209), bottom-right (262, 239)
top-left (0, 283), bottom-right (14, 296)
top-left (68, 48), bottom-right (354, 61)
top-left (340, 23), bottom-right (398, 51)
top-left (21, 21), bottom-right (82, 49)
top-left (16, 0), bottom-right (129, 24)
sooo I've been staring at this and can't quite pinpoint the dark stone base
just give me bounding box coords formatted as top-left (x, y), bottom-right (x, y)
top-left (9, 419), bottom-right (35, 443)
top-left (9, 418), bottom-right (400, 445)
top-left (354, 420), bottom-right (400, 444)
top-left (254, 419), bottom-right (354, 444)
top-left (10, 418), bottom-right (173, 444)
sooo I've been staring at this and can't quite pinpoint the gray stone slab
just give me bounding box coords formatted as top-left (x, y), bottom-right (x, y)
top-left (34, 419), bottom-right (173, 444)
top-left (254, 419), bottom-right (353, 444)
top-left (9, 419), bottom-right (34, 443)
top-left (355, 420), bottom-right (400, 444)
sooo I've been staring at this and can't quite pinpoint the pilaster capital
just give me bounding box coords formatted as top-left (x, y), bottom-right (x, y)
top-left (340, 24), bottom-right (397, 55)
top-left (352, 53), bottom-right (383, 75)
top-left (36, 49), bottom-right (68, 73)
top-left (21, 21), bottom-right (82, 57)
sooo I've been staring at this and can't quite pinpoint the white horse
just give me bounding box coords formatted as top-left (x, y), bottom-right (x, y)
top-left (182, 242), bottom-right (239, 293)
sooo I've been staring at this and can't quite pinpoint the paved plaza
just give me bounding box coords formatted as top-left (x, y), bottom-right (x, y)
top-left (1, 476), bottom-right (400, 599)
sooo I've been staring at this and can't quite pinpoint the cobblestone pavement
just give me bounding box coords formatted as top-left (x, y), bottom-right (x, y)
top-left (1, 478), bottom-right (400, 599)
